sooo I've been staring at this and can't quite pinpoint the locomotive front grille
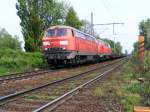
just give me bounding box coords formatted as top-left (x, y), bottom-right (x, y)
top-left (48, 47), bottom-right (64, 51)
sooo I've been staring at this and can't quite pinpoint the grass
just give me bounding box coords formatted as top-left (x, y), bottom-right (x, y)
top-left (0, 49), bottom-right (48, 76)
top-left (119, 92), bottom-right (141, 112)
top-left (93, 87), bottom-right (104, 97)
top-left (118, 52), bottom-right (150, 111)
top-left (25, 94), bottom-right (58, 101)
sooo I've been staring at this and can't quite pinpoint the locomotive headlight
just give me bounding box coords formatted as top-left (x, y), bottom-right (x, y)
top-left (43, 41), bottom-right (50, 46)
top-left (44, 48), bottom-right (48, 51)
top-left (60, 41), bottom-right (68, 45)
top-left (62, 47), bottom-right (66, 50)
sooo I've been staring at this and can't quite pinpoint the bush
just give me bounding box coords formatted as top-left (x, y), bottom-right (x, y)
top-left (120, 92), bottom-right (141, 112)
top-left (0, 49), bottom-right (47, 75)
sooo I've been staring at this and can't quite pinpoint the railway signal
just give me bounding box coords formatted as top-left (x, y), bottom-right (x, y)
top-left (138, 36), bottom-right (145, 60)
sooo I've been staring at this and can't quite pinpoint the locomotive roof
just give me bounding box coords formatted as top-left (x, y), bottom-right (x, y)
top-left (48, 25), bottom-right (76, 30)
top-left (47, 25), bottom-right (110, 45)
top-left (48, 25), bottom-right (96, 38)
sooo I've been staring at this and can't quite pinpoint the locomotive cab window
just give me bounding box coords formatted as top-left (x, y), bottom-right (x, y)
top-left (71, 30), bottom-right (74, 37)
top-left (46, 29), bottom-right (55, 37)
top-left (56, 28), bottom-right (67, 36)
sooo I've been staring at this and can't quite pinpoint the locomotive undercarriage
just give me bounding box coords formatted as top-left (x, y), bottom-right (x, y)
top-left (43, 49), bottom-right (101, 66)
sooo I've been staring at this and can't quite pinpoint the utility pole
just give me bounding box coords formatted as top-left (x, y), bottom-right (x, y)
top-left (91, 12), bottom-right (94, 35)
top-left (113, 24), bottom-right (115, 52)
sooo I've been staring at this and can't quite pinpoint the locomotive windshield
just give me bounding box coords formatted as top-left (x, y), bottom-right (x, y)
top-left (56, 29), bottom-right (67, 36)
top-left (46, 28), bottom-right (67, 37)
top-left (46, 29), bottom-right (55, 37)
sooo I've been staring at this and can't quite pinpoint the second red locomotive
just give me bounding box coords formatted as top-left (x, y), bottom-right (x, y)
top-left (42, 25), bottom-right (112, 65)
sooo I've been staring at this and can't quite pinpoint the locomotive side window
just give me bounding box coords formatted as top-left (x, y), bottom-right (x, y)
top-left (108, 44), bottom-right (111, 48)
top-left (56, 28), bottom-right (67, 36)
top-left (74, 31), bottom-right (80, 37)
top-left (74, 30), bottom-right (85, 39)
top-left (46, 29), bottom-right (55, 37)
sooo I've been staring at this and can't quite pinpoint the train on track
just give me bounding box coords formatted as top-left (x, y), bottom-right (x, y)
top-left (42, 25), bottom-right (124, 65)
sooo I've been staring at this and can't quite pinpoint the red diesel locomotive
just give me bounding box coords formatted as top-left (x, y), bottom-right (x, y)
top-left (42, 25), bottom-right (112, 65)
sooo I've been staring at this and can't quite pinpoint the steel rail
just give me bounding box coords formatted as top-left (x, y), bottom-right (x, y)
top-left (33, 59), bottom-right (127, 112)
top-left (0, 59), bottom-right (123, 104)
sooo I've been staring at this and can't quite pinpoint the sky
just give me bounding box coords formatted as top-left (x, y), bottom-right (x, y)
top-left (0, 0), bottom-right (150, 53)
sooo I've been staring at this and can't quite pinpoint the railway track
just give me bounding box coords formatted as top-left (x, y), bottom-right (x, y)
top-left (0, 69), bottom-right (53, 83)
top-left (0, 58), bottom-right (127, 112)
top-left (0, 59), bottom-right (121, 98)
top-left (0, 59), bottom-right (113, 84)
top-left (34, 61), bottom-right (126, 112)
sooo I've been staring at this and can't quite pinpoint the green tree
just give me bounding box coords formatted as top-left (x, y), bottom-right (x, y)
top-left (16, 0), bottom-right (67, 52)
top-left (65, 7), bottom-right (82, 30)
top-left (133, 41), bottom-right (138, 53)
top-left (139, 18), bottom-right (150, 49)
top-left (115, 42), bottom-right (122, 54)
top-left (0, 28), bottom-right (21, 50)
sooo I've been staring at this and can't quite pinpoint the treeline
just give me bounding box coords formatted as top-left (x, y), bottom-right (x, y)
top-left (102, 38), bottom-right (122, 54)
top-left (0, 28), bottom-right (21, 50)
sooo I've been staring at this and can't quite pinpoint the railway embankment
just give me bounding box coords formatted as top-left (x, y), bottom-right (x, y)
top-left (52, 54), bottom-right (150, 112)
top-left (0, 59), bottom-right (124, 111)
